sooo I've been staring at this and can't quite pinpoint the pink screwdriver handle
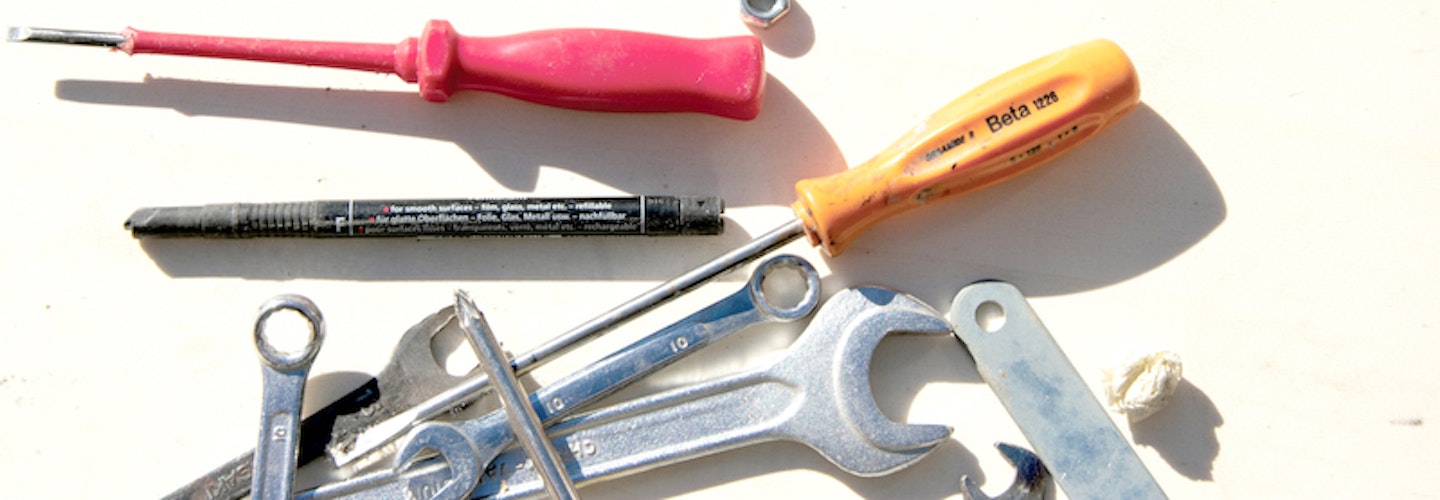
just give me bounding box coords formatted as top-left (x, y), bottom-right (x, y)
top-left (123, 20), bottom-right (766, 120)
top-left (398, 21), bottom-right (766, 119)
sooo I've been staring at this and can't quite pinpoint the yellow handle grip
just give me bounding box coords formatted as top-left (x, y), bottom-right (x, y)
top-left (792, 39), bottom-right (1140, 257)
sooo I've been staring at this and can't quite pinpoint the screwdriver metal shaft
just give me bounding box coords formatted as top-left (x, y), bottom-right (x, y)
top-left (7, 27), bottom-right (125, 46)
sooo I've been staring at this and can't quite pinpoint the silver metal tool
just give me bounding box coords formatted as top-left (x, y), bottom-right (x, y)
top-left (251, 295), bottom-right (327, 500)
top-left (332, 230), bottom-right (804, 465)
top-left (167, 306), bottom-right (482, 500)
top-left (336, 254), bottom-right (821, 467)
top-left (948, 281), bottom-right (1167, 499)
top-left (331, 306), bottom-right (484, 441)
top-left (178, 250), bottom-right (811, 499)
top-left (296, 423), bottom-right (480, 500)
top-left (454, 291), bottom-right (578, 500)
top-left (6, 26), bottom-right (127, 46)
top-left (960, 443), bottom-right (1048, 500)
top-left (463, 286), bottom-right (955, 499)
top-left (311, 254), bottom-right (820, 497)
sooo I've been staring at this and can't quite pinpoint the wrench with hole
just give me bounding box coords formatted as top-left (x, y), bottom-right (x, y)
top-left (331, 245), bottom-right (814, 466)
top-left (949, 281), bottom-right (1166, 499)
top-left (298, 254), bottom-right (820, 498)
top-left (165, 305), bottom-right (478, 500)
top-left (296, 422), bottom-right (481, 500)
top-left (455, 286), bottom-right (955, 498)
top-left (251, 295), bottom-right (326, 500)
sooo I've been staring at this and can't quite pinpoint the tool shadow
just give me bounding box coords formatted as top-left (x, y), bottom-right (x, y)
top-left (57, 76), bottom-right (1220, 293)
top-left (56, 75), bottom-right (845, 281)
top-left (825, 103), bottom-right (1226, 300)
top-left (745, 0), bottom-right (817, 58)
top-left (53, 74), bottom-right (835, 199)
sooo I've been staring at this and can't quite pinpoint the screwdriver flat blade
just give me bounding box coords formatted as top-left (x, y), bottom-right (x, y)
top-left (7, 27), bottom-right (126, 46)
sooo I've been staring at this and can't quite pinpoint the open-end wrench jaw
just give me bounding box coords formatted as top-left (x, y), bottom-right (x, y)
top-left (330, 306), bottom-right (479, 458)
top-left (393, 424), bottom-right (481, 500)
top-left (961, 442), bottom-right (1048, 500)
top-left (295, 423), bottom-right (479, 500)
top-left (777, 286), bottom-right (956, 476)
top-left (442, 285), bottom-right (960, 499)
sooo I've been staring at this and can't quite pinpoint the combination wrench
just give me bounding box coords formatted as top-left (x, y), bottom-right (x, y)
top-left (167, 306), bottom-right (476, 500)
top-left (166, 254), bottom-right (804, 500)
top-left (460, 286), bottom-right (956, 499)
top-left (251, 295), bottom-right (327, 500)
top-left (297, 255), bottom-right (821, 498)
top-left (296, 422), bottom-right (481, 500)
top-left (331, 253), bottom-right (818, 466)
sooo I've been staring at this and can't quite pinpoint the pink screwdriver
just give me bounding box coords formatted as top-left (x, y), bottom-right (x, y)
top-left (6, 21), bottom-right (766, 120)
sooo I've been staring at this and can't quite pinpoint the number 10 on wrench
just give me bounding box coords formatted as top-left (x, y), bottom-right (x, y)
top-left (251, 295), bottom-right (326, 500)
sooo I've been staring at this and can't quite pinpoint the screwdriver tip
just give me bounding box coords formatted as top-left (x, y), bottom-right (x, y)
top-left (6, 26), bottom-right (127, 47)
top-left (6, 26), bottom-right (29, 42)
top-left (453, 289), bottom-right (480, 319)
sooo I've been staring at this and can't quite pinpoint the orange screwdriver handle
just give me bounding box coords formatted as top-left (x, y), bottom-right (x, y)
top-left (792, 39), bottom-right (1140, 256)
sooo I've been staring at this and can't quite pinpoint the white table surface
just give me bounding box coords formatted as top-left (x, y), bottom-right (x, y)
top-left (2, 1), bottom-right (1436, 498)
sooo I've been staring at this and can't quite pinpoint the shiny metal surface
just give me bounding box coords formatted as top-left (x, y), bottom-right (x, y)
top-left (165, 306), bottom-right (481, 500)
top-left (948, 281), bottom-right (1166, 500)
top-left (443, 254), bottom-right (821, 471)
top-left (454, 291), bottom-right (578, 500)
top-left (467, 286), bottom-right (954, 499)
top-left (312, 255), bottom-right (819, 496)
top-left (295, 423), bottom-right (480, 500)
top-left (5, 26), bottom-right (127, 46)
top-left (960, 443), bottom-right (1048, 500)
top-left (332, 221), bottom-right (805, 465)
top-left (251, 295), bottom-right (326, 500)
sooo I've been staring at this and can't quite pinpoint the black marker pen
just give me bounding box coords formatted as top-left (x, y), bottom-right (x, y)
top-left (125, 196), bottom-right (723, 238)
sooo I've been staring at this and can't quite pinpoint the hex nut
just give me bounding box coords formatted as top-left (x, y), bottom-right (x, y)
top-left (741, 0), bottom-right (791, 29)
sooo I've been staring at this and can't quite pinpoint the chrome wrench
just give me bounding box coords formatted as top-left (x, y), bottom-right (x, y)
top-left (332, 231), bottom-right (808, 466)
top-left (296, 422), bottom-right (481, 500)
top-left (463, 286), bottom-right (955, 499)
top-left (444, 254), bottom-right (820, 477)
top-left (167, 306), bottom-right (475, 500)
top-left (174, 254), bottom-right (814, 499)
top-left (300, 254), bottom-right (821, 497)
top-left (948, 281), bottom-right (1166, 499)
top-left (251, 295), bottom-right (327, 500)
top-left (961, 442), bottom-right (1048, 500)
top-left (170, 243), bottom-right (802, 500)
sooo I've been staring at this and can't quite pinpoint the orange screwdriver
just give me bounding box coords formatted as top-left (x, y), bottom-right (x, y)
top-left (332, 38), bottom-right (1142, 466)
top-left (515, 37), bottom-right (1140, 365)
